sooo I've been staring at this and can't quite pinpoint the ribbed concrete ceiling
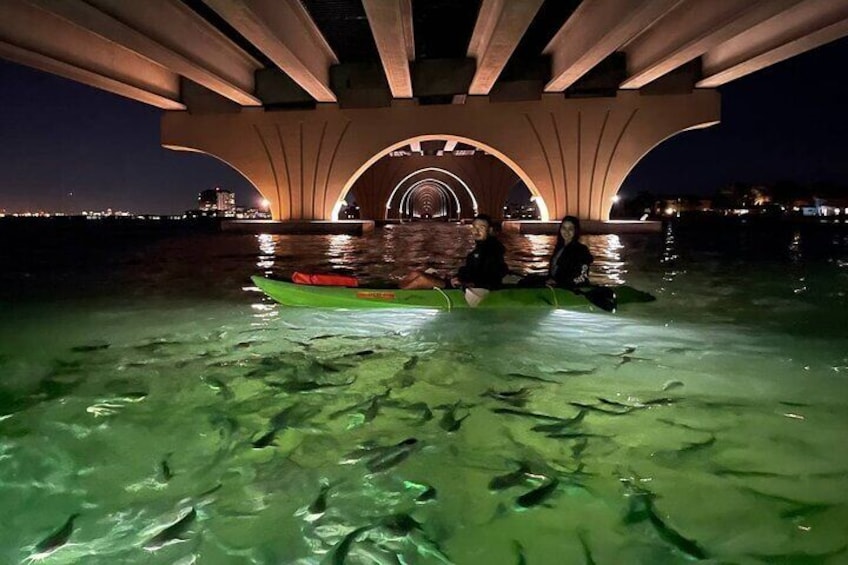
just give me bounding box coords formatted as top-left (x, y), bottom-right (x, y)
top-left (4, 0), bottom-right (846, 112)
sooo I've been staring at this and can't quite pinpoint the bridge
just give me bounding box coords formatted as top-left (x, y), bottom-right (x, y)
top-left (2, 0), bottom-right (846, 221)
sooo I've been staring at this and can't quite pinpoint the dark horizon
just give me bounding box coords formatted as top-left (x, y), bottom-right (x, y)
top-left (1, 36), bottom-right (847, 215)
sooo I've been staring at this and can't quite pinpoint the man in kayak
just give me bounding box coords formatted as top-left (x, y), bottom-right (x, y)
top-left (399, 214), bottom-right (509, 293)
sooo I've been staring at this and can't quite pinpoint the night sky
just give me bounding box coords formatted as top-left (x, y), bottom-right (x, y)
top-left (1, 36), bottom-right (847, 215)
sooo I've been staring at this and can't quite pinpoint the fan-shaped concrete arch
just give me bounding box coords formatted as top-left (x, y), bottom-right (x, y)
top-left (162, 92), bottom-right (720, 221)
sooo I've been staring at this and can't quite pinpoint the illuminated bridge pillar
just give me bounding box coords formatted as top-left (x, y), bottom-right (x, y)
top-left (161, 91), bottom-right (719, 221)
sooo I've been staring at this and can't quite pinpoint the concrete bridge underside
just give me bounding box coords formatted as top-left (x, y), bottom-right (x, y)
top-left (162, 89), bottom-right (720, 222)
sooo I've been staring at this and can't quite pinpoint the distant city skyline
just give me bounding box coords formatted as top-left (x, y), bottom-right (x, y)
top-left (1, 36), bottom-right (847, 215)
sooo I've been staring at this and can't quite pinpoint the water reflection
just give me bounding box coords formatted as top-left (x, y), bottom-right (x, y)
top-left (250, 224), bottom-right (638, 288)
top-left (255, 233), bottom-right (277, 273)
top-left (326, 234), bottom-right (355, 267)
top-left (660, 222), bottom-right (683, 285)
top-left (788, 229), bottom-right (802, 263)
top-left (585, 234), bottom-right (626, 286)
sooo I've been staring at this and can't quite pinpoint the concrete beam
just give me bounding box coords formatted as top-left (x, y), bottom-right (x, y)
top-left (400, 0), bottom-right (415, 61)
top-left (28, 0), bottom-right (262, 106)
top-left (362, 0), bottom-right (413, 98)
top-left (0, 40), bottom-right (184, 109)
top-left (621, 0), bottom-right (802, 90)
top-left (0, 0), bottom-right (183, 108)
top-left (698, 0), bottom-right (848, 87)
top-left (467, 0), bottom-right (543, 95)
top-left (201, 0), bottom-right (338, 102)
top-left (543, 0), bottom-right (681, 92)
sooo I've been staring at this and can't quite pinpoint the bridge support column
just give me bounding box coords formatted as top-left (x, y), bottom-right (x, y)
top-left (162, 90), bottom-right (719, 221)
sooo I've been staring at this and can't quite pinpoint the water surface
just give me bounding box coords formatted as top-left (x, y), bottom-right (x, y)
top-left (1, 219), bottom-right (847, 564)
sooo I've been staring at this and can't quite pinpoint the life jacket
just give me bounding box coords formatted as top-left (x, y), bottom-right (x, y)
top-left (291, 271), bottom-right (359, 287)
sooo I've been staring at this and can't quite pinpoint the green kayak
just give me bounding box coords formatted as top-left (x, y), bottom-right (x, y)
top-left (251, 276), bottom-right (655, 311)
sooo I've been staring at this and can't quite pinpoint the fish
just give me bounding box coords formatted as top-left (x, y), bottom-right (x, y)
top-left (620, 477), bottom-right (708, 560)
top-left (646, 503), bottom-right (708, 560)
top-left (340, 441), bottom-right (382, 464)
top-left (134, 339), bottom-right (183, 353)
top-left (736, 485), bottom-right (835, 520)
top-left (662, 380), bottom-right (684, 391)
top-left (516, 478), bottom-right (559, 508)
top-left (778, 400), bottom-right (810, 407)
top-left (266, 377), bottom-right (356, 393)
top-left (491, 407), bottom-right (573, 422)
top-left (31, 513), bottom-right (79, 557)
top-left (677, 435), bottom-right (716, 454)
top-left (481, 387), bottom-right (533, 407)
top-left (380, 513), bottom-right (423, 535)
top-left (330, 389), bottom-right (391, 423)
top-left (712, 467), bottom-right (785, 478)
top-left (308, 480), bottom-right (332, 515)
top-left (569, 401), bottom-right (636, 416)
top-left (70, 343), bottom-right (110, 352)
top-left (270, 403), bottom-right (321, 430)
top-left (438, 401), bottom-right (469, 432)
top-left (489, 462), bottom-right (532, 491)
top-left (403, 355), bottom-right (419, 370)
top-left (597, 396), bottom-right (676, 410)
top-left (310, 334), bottom-right (340, 341)
top-left (553, 368), bottom-right (598, 376)
top-left (416, 485), bottom-right (437, 503)
top-left (507, 372), bottom-right (558, 384)
top-left (361, 397), bottom-right (382, 423)
top-left (251, 430), bottom-right (277, 449)
top-left (546, 431), bottom-right (611, 439)
top-left (365, 438), bottom-right (419, 472)
top-left (571, 437), bottom-right (590, 458)
top-left (779, 502), bottom-right (833, 520)
top-left (144, 507), bottom-right (197, 551)
top-left (656, 418), bottom-right (717, 433)
top-left (513, 540), bottom-right (527, 565)
top-left (642, 397), bottom-right (677, 406)
top-left (392, 401), bottom-right (433, 423)
top-left (530, 409), bottom-right (587, 433)
top-left (201, 376), bottom-right (233, 399)
top-left (404, 479), bottom-right (437, 503)
top-left (160, 454), bottom-right (174, 482)
top-left (577, 530), bottom-right (597, 565)
top-left (326, 526), bottom-right (372, 565)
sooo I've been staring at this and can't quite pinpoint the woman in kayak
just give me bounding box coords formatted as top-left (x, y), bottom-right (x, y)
top-left (399, 214), bottom-right (508, 290)
top-left (546, 215), bottom-right (593, 288)
top-left (517, 216), bottom-right (593, 288)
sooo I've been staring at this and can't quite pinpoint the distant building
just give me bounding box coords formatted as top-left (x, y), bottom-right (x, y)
top-left (198, 187), bottom-right (235, 216)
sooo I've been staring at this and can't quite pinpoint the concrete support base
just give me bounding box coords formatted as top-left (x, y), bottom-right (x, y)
top-left (502, 220), bottom-right (662, 235)
top-left (221, 220), bottom-right (375, 235)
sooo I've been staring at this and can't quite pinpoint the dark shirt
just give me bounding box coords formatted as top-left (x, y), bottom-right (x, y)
top-left (456, 236), bottom-right (508, 289)
top-left (549, 241), bottom-right (593, 288)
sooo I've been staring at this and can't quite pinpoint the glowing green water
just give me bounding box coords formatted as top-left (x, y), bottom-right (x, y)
top-left (1, 221), bottom-right (846, 563)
